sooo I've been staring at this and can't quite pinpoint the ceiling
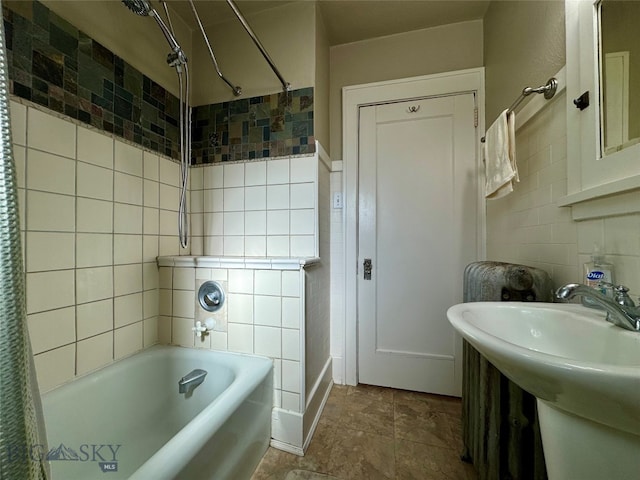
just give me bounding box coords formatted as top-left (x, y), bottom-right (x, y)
top-left (167, 0), bottom-right (491, 46)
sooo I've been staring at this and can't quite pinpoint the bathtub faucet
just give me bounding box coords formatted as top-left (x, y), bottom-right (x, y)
top-left (178, 369), bottom-right (208, 394)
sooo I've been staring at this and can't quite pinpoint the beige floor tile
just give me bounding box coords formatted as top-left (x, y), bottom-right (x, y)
top-left (296, 421), bottom-right (338, 473)
top-left (326, 429), bottom-right (395, 479)
top-left (346, 384), bottom-right (394, 403)
top-left (251, 385), bottom-right (471, 480)
top-left (251, 448), bottom-right (301, 480)
top-left (341, 397), bottom-right (395, 438)
top-left (284, 471), bottom-right (341, 480)
top-left (394, 389), bottom-right (463, 416)
top-left (395, 438), bottom-right (477, 480)
top-left (320, 391), bottom-right (347, 425)
top-left (394, 397), bottom-right (457, 448)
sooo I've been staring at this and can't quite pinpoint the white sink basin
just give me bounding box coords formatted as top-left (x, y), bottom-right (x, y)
top-left (447, 302), bottom-right (640, 480)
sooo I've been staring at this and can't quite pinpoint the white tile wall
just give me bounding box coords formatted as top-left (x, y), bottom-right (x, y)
top-left (192, 154), bottom-right (318, 258)
top-left (33, 344), bottom-right (75, 393)
top-left (76, 332), bottom-right (113, 376)
top-left (28, 108), bottom-right (76, 159)
top-left (27, 307), bottom-right (75, 355)
top-left (486, 93), bottom-right (640, 299)
top-left (17, 100), bottom-right (327, 426)
top-left (12, 101), bottom-right (180, 392)
top-left (77, 299), bottom-right (113, 340)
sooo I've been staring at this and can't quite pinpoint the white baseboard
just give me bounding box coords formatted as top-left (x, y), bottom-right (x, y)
top-left (331, 355), bottom-right (343, 384)
top-left (303, 379), bottom-right (333, 452)
top-left (303, 357), bottom-right (333, 452)
top-left (271, 407), bottom-right (303, 451)
top-left (270, 357), bottom-right (334, 456)
top-left (270, 438), bottom-right (304, 456)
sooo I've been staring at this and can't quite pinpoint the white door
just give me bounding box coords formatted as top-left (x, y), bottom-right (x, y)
top-left (357, 93), bottom-right (477, 396)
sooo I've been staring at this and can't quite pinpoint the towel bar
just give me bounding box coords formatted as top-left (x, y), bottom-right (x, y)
top-left (481, 77), bottom-right (558, 143)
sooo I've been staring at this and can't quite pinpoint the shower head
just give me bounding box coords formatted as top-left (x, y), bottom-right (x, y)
top-left (122, 0), bottom-right (152, 16)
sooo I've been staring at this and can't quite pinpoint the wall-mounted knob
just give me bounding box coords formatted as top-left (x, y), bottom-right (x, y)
top-left (198, 281), bottom-right (225, 312)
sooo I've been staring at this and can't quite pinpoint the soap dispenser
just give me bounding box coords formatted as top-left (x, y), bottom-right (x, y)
top-left (583, 244), bottom-right (614, 307)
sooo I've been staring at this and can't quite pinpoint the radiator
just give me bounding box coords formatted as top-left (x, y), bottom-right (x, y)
top-left (462, 261), bottom-right (552, 480)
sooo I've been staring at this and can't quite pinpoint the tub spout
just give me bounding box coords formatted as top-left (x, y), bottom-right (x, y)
top-left (178, 369), bottom-right (207, 394)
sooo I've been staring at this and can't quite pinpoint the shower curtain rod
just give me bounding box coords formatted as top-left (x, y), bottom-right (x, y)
top-left (481, 77), bottom-right (558, 143)
top-left (226, 0), bottom-right (291, 92)
top-left (189, 0), bottom-right (242, 96)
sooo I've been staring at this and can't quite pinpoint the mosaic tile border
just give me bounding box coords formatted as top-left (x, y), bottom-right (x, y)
top-left (4, 0), bottom-right (181, 159)
top-left (191, 88), bottom-right (315, 164)
top-left (3, 1), bottom-right (315, 165)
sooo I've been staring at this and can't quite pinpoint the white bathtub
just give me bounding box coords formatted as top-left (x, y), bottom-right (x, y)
top-left (41, 345), bottom-right (273, 480)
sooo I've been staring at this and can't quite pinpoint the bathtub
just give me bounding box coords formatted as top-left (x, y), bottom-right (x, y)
top-left (41, 345), bottom-right (273, 480)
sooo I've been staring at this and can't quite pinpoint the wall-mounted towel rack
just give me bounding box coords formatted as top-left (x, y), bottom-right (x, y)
top-left (481, 77), bottom-right (558, 143)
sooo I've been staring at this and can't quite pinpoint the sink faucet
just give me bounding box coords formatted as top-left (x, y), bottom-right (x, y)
top-left (178, 369), bottom-right (207, 394)
top-left (556, 283), bottom-right (640, 332)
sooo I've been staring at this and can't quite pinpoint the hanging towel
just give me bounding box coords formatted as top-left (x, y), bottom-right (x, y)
top-left (484, 109), bottom-right (518, 199)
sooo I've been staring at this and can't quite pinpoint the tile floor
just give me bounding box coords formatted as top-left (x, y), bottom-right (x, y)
top-left (251, 384), bottom-right (478, 480)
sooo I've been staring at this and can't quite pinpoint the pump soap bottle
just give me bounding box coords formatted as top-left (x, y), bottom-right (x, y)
top-left (583, 244), bottom-right (614, 308)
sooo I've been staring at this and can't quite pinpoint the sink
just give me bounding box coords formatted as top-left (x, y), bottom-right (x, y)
top-left (447, 302), bottom-right (640, 480)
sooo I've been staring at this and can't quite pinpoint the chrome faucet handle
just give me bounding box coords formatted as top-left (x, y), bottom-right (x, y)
top-left (613, 285), bottom-right (636, 308)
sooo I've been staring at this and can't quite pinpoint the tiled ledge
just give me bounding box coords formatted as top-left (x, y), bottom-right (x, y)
top-left (156, 256), bottom-right (320, 270)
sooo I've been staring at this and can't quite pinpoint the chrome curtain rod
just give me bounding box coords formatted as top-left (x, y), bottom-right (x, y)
top-left (189, 0), bottom-right (242, 96)
top-left (481, 77), bottom-right (558, 143)
top-left (226, 0), bottom-right (291, 92)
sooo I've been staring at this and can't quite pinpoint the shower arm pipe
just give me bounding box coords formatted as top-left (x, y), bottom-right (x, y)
top-left (160, 0), bottom-right (176, 36)
top-left (226, 0), bottom-right (291, 92)
top-left (150, 8), bottom-right (182, 55)
top-left (188, 0), bottom-right (241, 96)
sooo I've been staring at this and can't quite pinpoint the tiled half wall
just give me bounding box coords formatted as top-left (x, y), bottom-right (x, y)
top-left (4, 0), bottom-right (315, 164)
top-left (158, 262), bottom-right (305, 413)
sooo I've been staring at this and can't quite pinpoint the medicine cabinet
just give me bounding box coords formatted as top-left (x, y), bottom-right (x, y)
top-left (561, 0), bottom-right (640, 215)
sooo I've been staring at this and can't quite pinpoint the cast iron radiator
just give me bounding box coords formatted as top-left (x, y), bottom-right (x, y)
top-left (462, 261), bottom-right (553, 480)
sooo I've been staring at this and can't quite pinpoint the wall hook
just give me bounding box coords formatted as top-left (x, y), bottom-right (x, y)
top-left (407, 105), bottom-right (420, 113)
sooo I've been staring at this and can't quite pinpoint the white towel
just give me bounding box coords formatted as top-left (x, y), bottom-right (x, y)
top-left (484, 109), bottom-right (518, 199)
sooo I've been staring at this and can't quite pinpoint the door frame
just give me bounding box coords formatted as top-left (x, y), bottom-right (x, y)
top-left (341, 67), bottom-right (486, 386)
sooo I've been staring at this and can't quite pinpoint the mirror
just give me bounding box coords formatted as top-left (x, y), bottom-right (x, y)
top-left (562, 0), bottom-right (640, 205)
top-left (599, 0), bottom-right (640, 155)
